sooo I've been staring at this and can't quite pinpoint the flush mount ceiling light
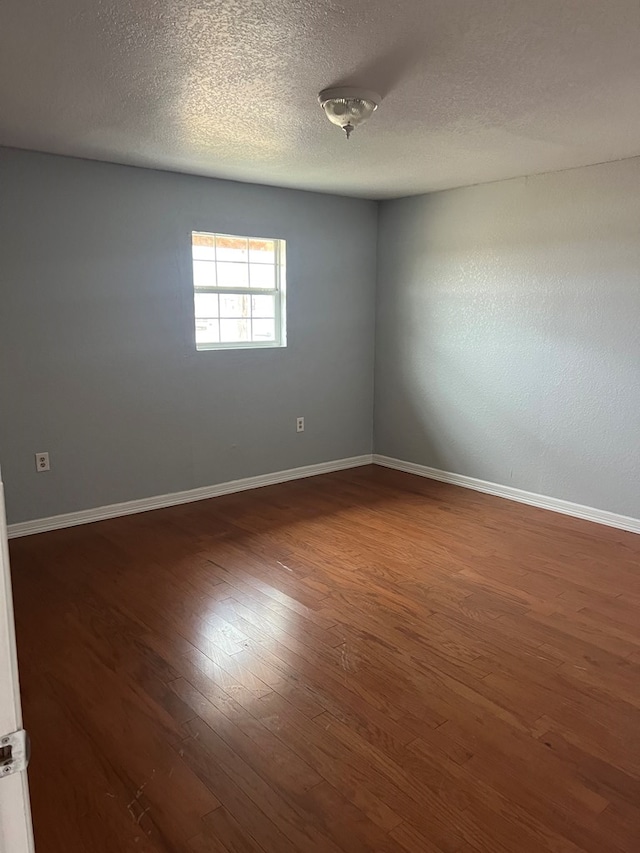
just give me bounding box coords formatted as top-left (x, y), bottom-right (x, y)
top-left (318, 87), bottom-right (381, 139)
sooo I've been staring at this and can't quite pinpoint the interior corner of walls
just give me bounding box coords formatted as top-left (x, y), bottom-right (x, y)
top-left (371, 196), bottom-right (388, 457)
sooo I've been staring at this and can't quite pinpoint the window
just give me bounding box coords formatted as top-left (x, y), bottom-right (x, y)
top-left (191, 231), bottom-right (286, 351)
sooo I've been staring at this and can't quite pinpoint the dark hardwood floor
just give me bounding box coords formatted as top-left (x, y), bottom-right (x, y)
top-left (9, 465), bottom-right (640, 852)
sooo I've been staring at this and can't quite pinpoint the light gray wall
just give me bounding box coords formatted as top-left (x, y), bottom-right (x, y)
top-left (3, 149), bottom-right (639, 526)
top-left (375, 158), bottom-right (640, 519)
top-left (0, 149), bottom-right (377, 524)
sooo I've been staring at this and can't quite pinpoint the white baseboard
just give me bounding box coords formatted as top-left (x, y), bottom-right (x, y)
top-left (373, 454), bottom-right (640, 535)
top-left (7, 455), bottom-right (373, 539)
top-left (9, 452), bottom-right (638, 539)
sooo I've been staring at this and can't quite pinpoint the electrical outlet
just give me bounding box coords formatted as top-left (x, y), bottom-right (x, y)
top-left (296, 417), bottom-right (305, 433)
top-left (35, 452), bottom-right (50, 472)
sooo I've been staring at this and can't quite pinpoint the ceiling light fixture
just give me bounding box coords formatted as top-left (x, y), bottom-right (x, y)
top-left (318, 87), bottom-right (381, 140)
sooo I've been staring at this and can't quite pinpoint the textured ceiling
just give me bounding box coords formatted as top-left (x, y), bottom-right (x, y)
top-left (1, 0), bottom-right (640, 198)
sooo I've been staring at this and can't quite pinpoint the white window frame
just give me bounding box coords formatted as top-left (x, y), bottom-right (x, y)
top-left (192, 231), bottom-right (287, 352)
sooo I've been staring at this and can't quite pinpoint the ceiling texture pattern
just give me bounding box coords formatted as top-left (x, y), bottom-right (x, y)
top-left (1, 0), bottom-right (639, 198)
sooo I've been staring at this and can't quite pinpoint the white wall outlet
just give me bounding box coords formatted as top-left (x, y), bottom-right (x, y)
top-left (35, 452), bottom-right (50, 472)
top-left (296, 417), bottom-right (305, 433)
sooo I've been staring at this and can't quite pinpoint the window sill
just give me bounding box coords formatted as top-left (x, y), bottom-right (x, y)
top-left (196, 341), bottom-right (286, 352)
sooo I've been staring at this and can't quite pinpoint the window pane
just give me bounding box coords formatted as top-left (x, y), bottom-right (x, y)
top-left (249, 263), bottom-right (275, 289)
top-left (217, 262), bottom-right (249, 288)
top-left (195, 318), bottom-right (220, 344)
top-left (220, 294), bottom-right (250, 318)
top-left (193, 260), bottom-right (217, 287)
top-left (194, 293), bottom-right (219, 318)
top-left (216, 236), bottom-right (248, 263)
top-left (251, 294), bottom-right (275, 318)
top-left (249, 239), bottom-right (275, 264)
top-left (220, 319), bottom-right (249, 342)
top-left (191, 232), bottom-right (285, 350)
top-left (192, 233), bottom-right (216, 261)
top-left (252, 319), bottom-right (276, 341)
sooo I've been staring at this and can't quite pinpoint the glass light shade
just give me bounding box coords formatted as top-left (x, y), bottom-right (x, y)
top-left (318, 87), bottom-right (380, 138)
top-left (322, 97), bottom-right (377, 129)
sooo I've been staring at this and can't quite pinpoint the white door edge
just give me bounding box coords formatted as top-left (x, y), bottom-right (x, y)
top-left (0, 471), bottom-right (35, 853)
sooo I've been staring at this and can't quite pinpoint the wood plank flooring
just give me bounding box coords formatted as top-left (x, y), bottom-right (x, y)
top-left (9, 465), bottom-right (640, 852)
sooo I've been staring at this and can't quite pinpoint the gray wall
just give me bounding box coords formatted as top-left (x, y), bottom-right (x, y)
top-left (375, 158), bottom-right (640, 519)
top-left (0, 149), bottom-right (377, 524)
top-left (3, 148), bottom-right (639, 525)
